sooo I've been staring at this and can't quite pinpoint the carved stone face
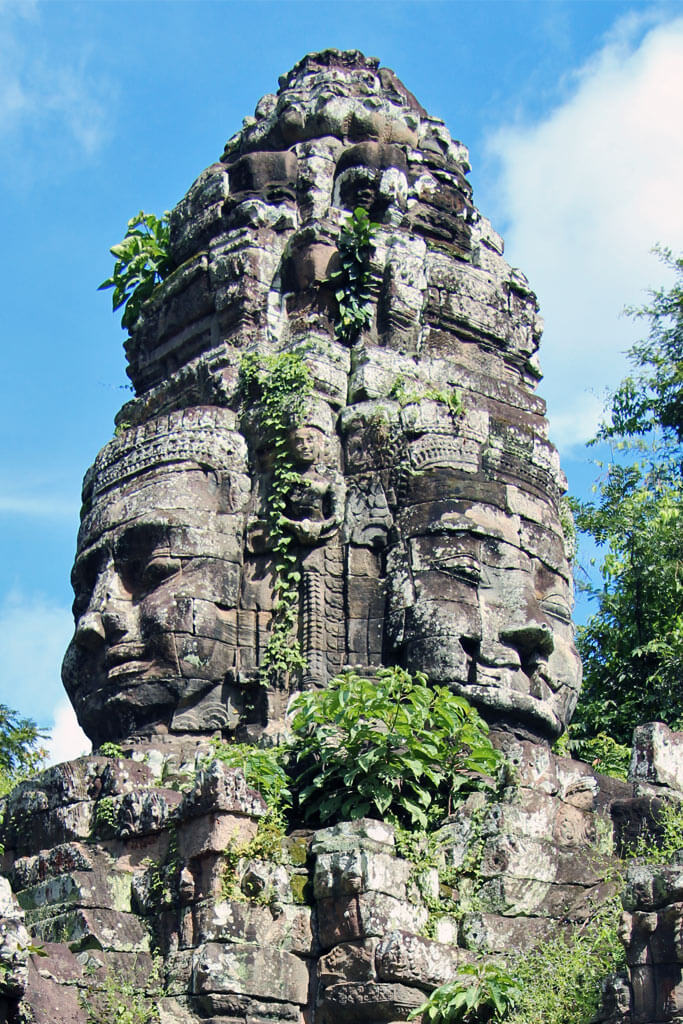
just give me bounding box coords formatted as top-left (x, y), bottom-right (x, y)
top-left (289, 426), bottom-right (324, 466)
top-left (387, 489), bottom-right (581, 740)
top-left (62, 411), bottom-right (248, 745)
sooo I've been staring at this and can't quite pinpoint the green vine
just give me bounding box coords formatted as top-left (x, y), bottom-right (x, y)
top-left (330, 207), bottom-right (378, 342)
top-left (91, 796), bottom-right (119, 839)
top-left (239, 349), bottom-right (313, 686)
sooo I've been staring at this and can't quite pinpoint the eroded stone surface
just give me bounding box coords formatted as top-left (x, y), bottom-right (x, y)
top-left (4, 48), bottom-right (682, 1024)
top-left (61, 47), bottom-right (579, 748)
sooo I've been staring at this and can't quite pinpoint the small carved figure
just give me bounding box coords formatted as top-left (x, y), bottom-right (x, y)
top-left (280, 426), bottom-right (345, 545)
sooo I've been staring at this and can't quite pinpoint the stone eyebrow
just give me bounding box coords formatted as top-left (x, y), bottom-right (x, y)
top-left (113, 521), bottom-right (170, 561)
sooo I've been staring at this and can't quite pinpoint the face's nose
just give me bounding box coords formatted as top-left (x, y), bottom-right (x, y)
top-left (500, 622), bottom-right (554, 671)
top-left (75, 562), bottom-right (136, 650)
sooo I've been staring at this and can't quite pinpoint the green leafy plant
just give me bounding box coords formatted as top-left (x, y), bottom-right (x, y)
top-left (553, 729), bottom-right (631, 781)
top-left (239, 349), bottom-right (313, 687)
top-left (0, 704), bottom-right (47, 797)
top-left (99, 211), bottom-right (172, 330)
top-left (80, 956), bottom-right (165, 1024)
top-left (411, 962), bottom-right (522, 1023)
top-left (504, 895), bottom-right (625, 1024)
top-left (205, 740), bottom-right (292, 825)
top-left (289, 667), bottom-right (502, 829)
top-left (424, 386), bottom-right (464, 418)
top-left (98, 742), bottom-right (124, 759)
top-left (92, 796), bottom-right (119, 838)
top-left (330, 207), bottom-right (377, 341)
top-left (630, 799), bottom-right (683, 863)
top-left (573, 248), bottom-right (683, 744)
top-left (221, 813), bottom-right (287, 903)
top-left (389, 375), bottom-right (463, 419)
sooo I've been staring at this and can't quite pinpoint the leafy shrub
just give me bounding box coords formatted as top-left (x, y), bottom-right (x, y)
top-left (80, 955), bottom-right (165, 1024)
top-left (410, 962), bottom-right (521, 1023)
top-left (630, 799), bottom-right (683, 863)
top-left (416, 891), bottom-right (624, 1024)
top-left (389, 375), bottom-right (463, 419)
top-left (98, 741), bottom-right (124, 759)
top-left (505, 896), bottom-right (625, 1024)
top-left (205, 740), bottom-right (292, 823)
top-left (289, 667), bottom-right (502, 829)
top-left (553, 729), bottom-right (631, 781)
top-left (330, 207), bottom-right (377, 341)
top-left (99, 211), bottom-right (172, 330)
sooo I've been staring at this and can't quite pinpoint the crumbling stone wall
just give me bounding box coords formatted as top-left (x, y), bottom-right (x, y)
top-left (0, 736), bottom-right (633, 1023)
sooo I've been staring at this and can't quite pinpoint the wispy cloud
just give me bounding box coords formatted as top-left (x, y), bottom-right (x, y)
top-left (0, 589), bottom-right (73, 731)
top-left (486, 13), bottom-right (683, 453)
top-left (0, 3), bottom-right (111, 176)
top-left (0, 494), bottom-right (78, 519)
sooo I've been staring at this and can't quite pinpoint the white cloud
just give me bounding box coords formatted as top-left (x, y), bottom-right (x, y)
top-left (0, 4), bottom-right (110, 171)
top-left (45, 699), bottom-right (90, 765)
top-left (486, 14), bottom-right (683, 453)
top-left (0, 590), bottom-right (73, 729)
top-left (0, 494), bottom-right (78, 519)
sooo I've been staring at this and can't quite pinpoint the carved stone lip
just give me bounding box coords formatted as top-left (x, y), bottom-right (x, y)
top-left (105, 644), bottom-right (149, 670)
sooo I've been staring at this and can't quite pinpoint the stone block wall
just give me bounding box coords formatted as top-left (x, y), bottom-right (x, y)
top-left (0, 733), bottom-right (651, 1024)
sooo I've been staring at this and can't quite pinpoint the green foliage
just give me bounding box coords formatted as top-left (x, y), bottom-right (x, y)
top-left (553, 729), bottom-right (631, 781)
top-left (92, 796), bottom-right (119, 838)
top-left (221, 813), bottom-right (286, 903)
top-left (98, 742), bottom-right (124, 759)
top-left (504, 896), bottom-right (625, 1024)
top-left (411, 962), bottom-right (522, 1023)
top-left (238, 349), bottom-right (313, 686)
top-left (574, 477), bottom-right (683, 744)
top-left (99, 210), bottom-right (172, 330)
top-left (330, 207), bottom-right (377, 341)
top-left (389, 375), bottom-right (463, 419)
top-left (415, 886), bottom-right (625, 1024)
top-left (599, 246), bottom-right (682, 453)
top-left (574, 249), bottom-right (683, 745)
top-left (80, 956), bottom-right (165, 1024)
top-left (630, 799), bottom-right (683, 863)
top-left (289, 667), bottom-right (502, 829)
top-left (205, 740), bottom-right (292, 824)
top-left (0, 704), bottom-right (46, 797)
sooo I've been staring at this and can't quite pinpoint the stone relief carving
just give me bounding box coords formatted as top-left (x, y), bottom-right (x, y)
top-left (62, 47), bottom-right (580, 747)
top-left (3, 48), bottom-right (680, 1024)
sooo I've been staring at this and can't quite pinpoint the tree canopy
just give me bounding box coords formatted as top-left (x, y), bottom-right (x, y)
top-left (0, 704), bottom-right (46, 797)
top-left (572, 248), bottom-right (683, 746)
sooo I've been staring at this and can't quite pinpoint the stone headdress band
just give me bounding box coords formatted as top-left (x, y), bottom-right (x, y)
top-left (81, 406), bottom-right (247, 510)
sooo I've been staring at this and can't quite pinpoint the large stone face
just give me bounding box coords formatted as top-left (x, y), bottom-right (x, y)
top-left (63, 47), bottom-right (580, 746)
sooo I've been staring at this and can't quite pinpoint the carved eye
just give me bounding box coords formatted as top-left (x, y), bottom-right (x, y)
top-left (540, 597), bottom-right (571, 625)
top-left (71, 550), bottom-right (106, 617)
top-left (139, 556), bottom-right (181, 591)
top-left (435, 555), bottom-right (481, 586)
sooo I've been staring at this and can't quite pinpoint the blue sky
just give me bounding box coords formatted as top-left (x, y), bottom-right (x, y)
top-left (1, 0), bottom-right (682, 759)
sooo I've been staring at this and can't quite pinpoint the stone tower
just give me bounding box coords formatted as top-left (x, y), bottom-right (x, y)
top-left (7, 52), bottom-right (678, 1024)
top-left (62, 48), bottom-right (580, 750)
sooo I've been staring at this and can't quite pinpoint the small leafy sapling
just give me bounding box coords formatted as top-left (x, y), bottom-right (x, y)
top-left (330, 207), bottom-right (378, 341)
top-left (99, 211), bottom-right (172, 330)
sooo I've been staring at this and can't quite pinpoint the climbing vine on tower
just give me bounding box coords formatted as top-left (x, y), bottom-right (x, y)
top-left (238, 349), bottom-right (313, 686)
